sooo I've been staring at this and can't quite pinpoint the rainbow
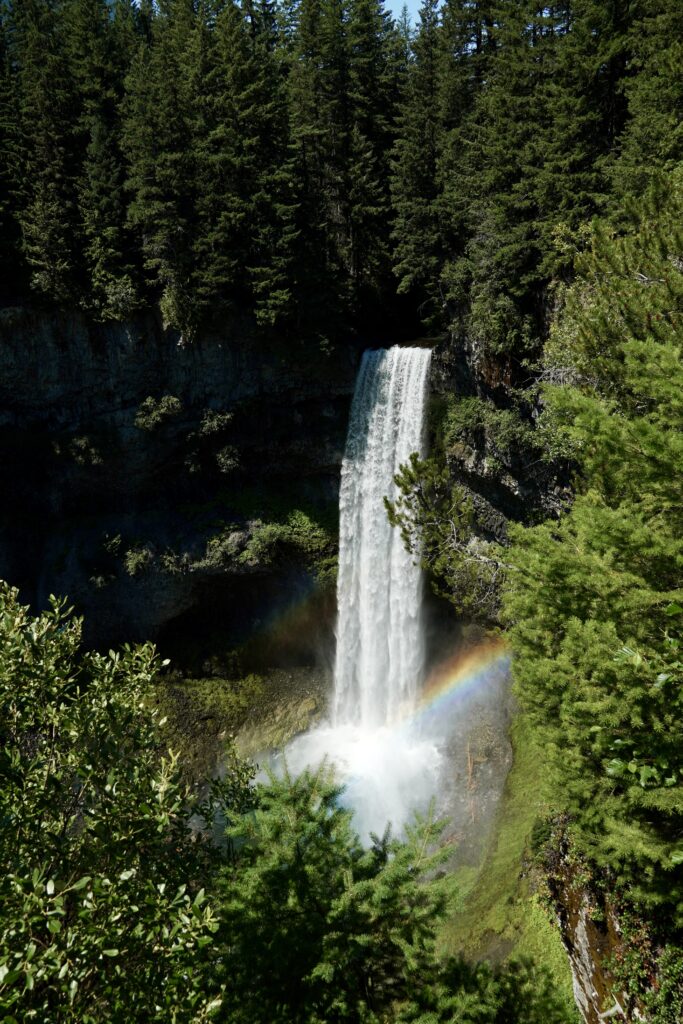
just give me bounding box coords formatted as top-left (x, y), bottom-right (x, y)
top-left (405, 638), bottom-right (511, 731)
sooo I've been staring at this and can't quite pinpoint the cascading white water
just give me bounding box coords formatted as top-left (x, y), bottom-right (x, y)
top-left (283, 346), bottom-right (443, 839)
top-left (333, 347), bottom-right (431, 728)
top-left (279, 344), bottom-right (512, 845)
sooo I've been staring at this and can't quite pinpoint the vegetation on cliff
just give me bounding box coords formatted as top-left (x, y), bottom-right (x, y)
top-left (1, 0), bottom-right (682, 1019)
top-left (390, 167), bottom-right (683, 1017)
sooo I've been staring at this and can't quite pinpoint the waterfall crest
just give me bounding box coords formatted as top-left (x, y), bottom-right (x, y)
top-left (333, 346), bottom-right (432, 728)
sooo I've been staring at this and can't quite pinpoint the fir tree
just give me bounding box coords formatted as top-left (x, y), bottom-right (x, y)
top-left (611, 0), bottom-right (683, 200)
top-left (346, 0), bottom-right (401, 311)
top-left (286, 0), bottom-right (350, 339)
top-left (390, 0), bottom-right (442, 324)
top-left (504, 170), bottom-right (683, 921)
top-left (65, 0), bottom-right (139, 318)
top-left (0, 8), bottom-right (24, 301)
top-left (122, 0), bottom-right (198, 337)
top-left (13, 0), bottom-right (81, 306)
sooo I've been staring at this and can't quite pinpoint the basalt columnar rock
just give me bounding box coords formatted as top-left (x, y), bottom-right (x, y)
top-left (0, 307), bottom-right (355, 655)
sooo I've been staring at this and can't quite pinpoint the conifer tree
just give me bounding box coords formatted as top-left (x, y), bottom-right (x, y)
top-left (436, 0), bottom-right (497, 330)
top-left (611, 0), bottom-right (683, 201)
top-left (390, 0), bottom-right (442, 324)
top-left (193, 0), bottom-right (296, 330)
top-left (0, 10), bottom-right (23, 301)
top-left (65, 0), bottom-right (138, 318)
top-left (504, 171), bottom-right (683, 920)
top-left (346, 0), bottom-right (401, 310)
top-left (286, 0), bottom-right (350, 338)
top-left (13, 0), bottom-right (81, 306)
top-left (122, 0), bottom-right (198, 337)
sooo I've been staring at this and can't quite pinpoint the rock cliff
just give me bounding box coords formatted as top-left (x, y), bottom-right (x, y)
top-left (0, 307), bottom-right (355, 655)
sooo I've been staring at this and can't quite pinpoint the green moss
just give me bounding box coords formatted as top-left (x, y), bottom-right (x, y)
top-left (441, 714), bottom-right (579, 1019)
top-left (152, 673), bottom-right (264, 779)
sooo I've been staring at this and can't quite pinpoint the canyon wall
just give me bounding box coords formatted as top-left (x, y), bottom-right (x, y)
top-left (0, 307), bottom-right (355, 655)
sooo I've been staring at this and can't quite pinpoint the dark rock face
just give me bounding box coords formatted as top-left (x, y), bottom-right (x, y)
top-left (546, 834), bottom-right (648, 1024)
top-left (0, 307), bottom-right (356, 652)
top-left (430, 334), bottom-right (570, 540)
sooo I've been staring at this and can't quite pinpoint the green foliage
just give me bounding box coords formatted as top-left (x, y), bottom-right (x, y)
top-left (0, 580), bottom-right (588, 1022)
top-left (395, 957), bottom-right (576, 1024)
top-left (503, 171), bottom-right (683, 921)
top-left (216, 763), bottom-right (577, 1023)
top-left (436, 394), bottom-right (541, 472)
top-left (239, 508), bottom-right (337, 587)
top-left (1, 0), bottom-right (680, 356)
top-left (134, 394), bottom-right (183, 431)
top-left (215, 764), bottom-right (449, 1023)
top-left (122, 543), bottom-right (154, 576)
top-left (442, 716), bottom-right (577, 1016)
top-left (0, 582), bottom-right (252, 1022)
top-left (644, 945), bottom-right (683, 1024)
top-left (385, 453), bottom-right (503, 620)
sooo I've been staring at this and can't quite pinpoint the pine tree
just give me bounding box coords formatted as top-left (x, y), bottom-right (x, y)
top-left (286, 0), bottom-right (350, 339)
top-left (611, 0), bottom-right (683, 201)
top-left (0, 8), bottom-right (24, 302)
top-left (122, 0), bottom-right (198, 337)
top-left (196, 0), bottom-right (296, 329)
top-left (13, 0), bottom-right (81, 306)
top-left (390, 0), bottom-right (442, 324)
top-left (346, 0), bottom-right (401, 312)
top-left (436, 0), bottom-right (497, 331)
top-left (504, 170), bottom-right (683, 920)
top-left (215, 765), bottom-right (450, 1023)
top-left (65, 0), bottom-right (139, 318)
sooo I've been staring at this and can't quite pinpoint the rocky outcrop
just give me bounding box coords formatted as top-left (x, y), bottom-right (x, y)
top-left (0, 307), bottom-right (356, 653)
top-left (430, 334), bottom-right (570, 541)
top-left (544, 828), bottom-right (655, 1024)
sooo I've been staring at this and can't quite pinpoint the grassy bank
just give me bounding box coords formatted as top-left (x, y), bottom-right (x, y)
top-left (442, 713), bottom-right (579, 1018)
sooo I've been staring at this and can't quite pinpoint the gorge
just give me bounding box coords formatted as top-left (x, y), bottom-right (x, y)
top-left (1, 0), bottom-right (681, 1018)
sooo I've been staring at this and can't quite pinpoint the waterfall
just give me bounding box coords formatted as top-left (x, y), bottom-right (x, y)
top-left (283, 344), bottom-right (443, 840)
top-left (281, 343), bottom-right (509, 843)
top-left (333, 346), bottom-right (432, 728)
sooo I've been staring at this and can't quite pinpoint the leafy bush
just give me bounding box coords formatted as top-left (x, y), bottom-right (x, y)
top-left (134, 395), bottom-right (183, 431)
top-left (239, 508), bottom-right (337, 586)
top-left (0, 583), bottom-right (251, 1022)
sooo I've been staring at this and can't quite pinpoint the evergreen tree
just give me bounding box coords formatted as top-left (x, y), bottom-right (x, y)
top-left (611, 0), bottom-right (683, 200)
top-left (65, 0), bottom-right (139, 318)
top-left (436, 0), bottom-right (497, 330)
top-left (390, 0), bottom-right (442, 324)
top-left (453, 2), bottom-right (563, 357)
top-left (13, 0), bottom-right (81, 306)
top-left (122, 0), bottom-right (199, 337)
top-left (286, 0), bottom-right (350, 339)
top-left (0, 7), bottom-right (24, 301)
top-left (503, 170), bottom-right (683, 921)
top-left (346, 0), bottom-right (401, 312)
top-left (193, 0), bottom-right (296, 330)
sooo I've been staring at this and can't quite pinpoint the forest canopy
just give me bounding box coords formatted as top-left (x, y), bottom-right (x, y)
top-left (0, 0), bottom-right (681, 351)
